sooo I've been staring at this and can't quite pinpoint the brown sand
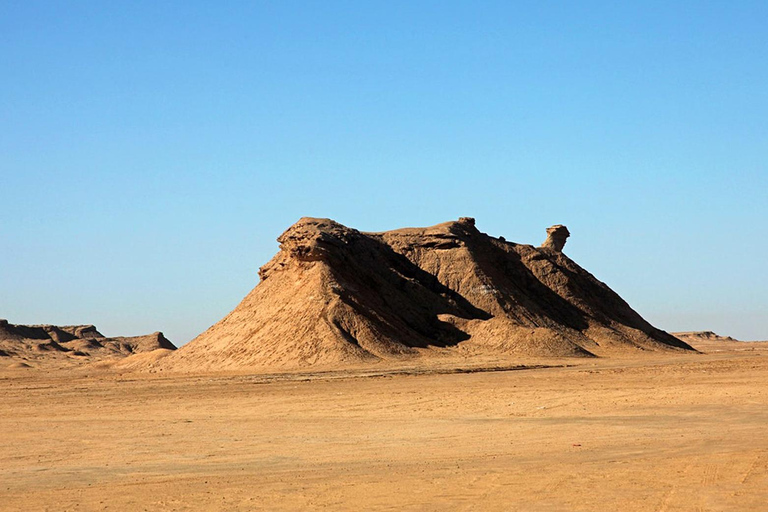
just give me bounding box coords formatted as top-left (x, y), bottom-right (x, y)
top-left (2, 339), bottom-right (767, 511)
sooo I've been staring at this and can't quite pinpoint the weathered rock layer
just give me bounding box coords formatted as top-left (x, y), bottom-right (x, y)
top-left (541, 224), bottom-right (570, 251)
top-left (0, 319), bottom-right (175, 368)
top-left (163, 217), bottom-right (692, 371)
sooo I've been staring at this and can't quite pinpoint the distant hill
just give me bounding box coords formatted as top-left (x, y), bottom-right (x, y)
top-left (0, 319), bottom-right (175, 369)
top-left (672, 331), bottom-right (739, 343)
top-left (671, 330), bottom-right (768, 352)
top-left (160, 217), bottom-right (692, 372)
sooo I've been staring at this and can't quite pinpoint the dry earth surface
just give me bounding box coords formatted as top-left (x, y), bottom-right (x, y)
top-left (2, 338), bottom-right (768, 511)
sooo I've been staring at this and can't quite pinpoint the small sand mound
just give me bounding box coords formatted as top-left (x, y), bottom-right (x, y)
top-left (110, 348), bottom-right (175, 370)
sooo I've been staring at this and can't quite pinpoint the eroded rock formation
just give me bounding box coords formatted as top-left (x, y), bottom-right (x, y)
top-left (161, 217), bottom-right (693, 372)
top-left (541, 224), bottom-right (570, 252)
top-left (0, 319), bottom-right (175, 368)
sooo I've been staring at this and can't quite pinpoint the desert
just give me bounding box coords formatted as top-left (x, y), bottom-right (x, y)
top-left (2, 337), bottom-right (768, 511)
top-left (5, 4), bottom-right (766, 510)
top-left (2, 219), bottom-right (767, 511)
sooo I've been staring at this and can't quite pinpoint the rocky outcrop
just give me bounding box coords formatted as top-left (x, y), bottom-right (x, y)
top-left (161, 217), bottom-right (693, 372)
top-left (110, 332), bottom-right (175, 353)
top-left (541, 225), bottom-right (570, 252)
top-left (0, 319), bottom-right (175, 368)
top-left (673, 331), bottom-right (737, 342)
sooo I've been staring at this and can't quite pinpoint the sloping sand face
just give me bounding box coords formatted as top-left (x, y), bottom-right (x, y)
top-left (2, 343), bottom-right (767, 511)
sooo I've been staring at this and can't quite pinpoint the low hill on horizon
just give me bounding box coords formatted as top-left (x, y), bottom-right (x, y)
top-left (0, 319), bottom-right (175, 369)
top-left (671, 330), bottom-right (768, 353)
top-left (672, 331), bottom-right (739, 343)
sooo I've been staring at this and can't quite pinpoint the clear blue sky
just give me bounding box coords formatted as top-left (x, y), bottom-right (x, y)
top-left (2, 1), bottom-right (766, 344)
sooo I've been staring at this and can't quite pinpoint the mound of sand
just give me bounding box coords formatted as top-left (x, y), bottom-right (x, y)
top-left (6, 361), bottom-right (32, 369)
top-left (102, 348), bottom-right (176, 371)
top-left (161, 217), bottom-right (692, 372)
top-left (0, 319), bottom-right (175, 368)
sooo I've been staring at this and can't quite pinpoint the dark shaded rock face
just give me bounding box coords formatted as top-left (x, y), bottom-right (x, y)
top-left (541, 225), bottom-right (570, 252)
top-left (164, 217), bottom-right (694, 372)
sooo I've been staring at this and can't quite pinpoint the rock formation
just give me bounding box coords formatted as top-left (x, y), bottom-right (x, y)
top-left (670, 330), bottom-right (763, 352)
top-left (0, 319), bottom-right (175, 368)
top-left (161, 217), bottom-right (693, 372)
top-left (541, 224), bottom-right (570, 251)
top-left (673, 331), bottom-right (738, 343)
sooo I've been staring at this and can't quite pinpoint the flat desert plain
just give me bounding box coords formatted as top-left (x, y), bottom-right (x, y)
top-left (2, 341), bottom-right (768, 511)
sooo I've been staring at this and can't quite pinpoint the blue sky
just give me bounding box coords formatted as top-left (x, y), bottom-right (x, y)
top-left (2, 1), bottom-right (766, 344)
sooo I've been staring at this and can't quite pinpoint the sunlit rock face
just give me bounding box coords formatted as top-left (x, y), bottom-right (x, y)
top-left (541, 225), bottom-right (570, 252)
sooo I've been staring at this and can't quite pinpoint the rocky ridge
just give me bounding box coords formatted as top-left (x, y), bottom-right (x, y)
top-left (0, 319), bottom-right (175, 368)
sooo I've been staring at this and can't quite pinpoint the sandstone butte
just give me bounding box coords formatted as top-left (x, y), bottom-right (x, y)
top-left (158, 217), bottom-right (693, 372)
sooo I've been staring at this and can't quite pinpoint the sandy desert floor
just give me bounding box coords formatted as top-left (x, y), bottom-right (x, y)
top-left (2, 342), bottom-right (768, 511)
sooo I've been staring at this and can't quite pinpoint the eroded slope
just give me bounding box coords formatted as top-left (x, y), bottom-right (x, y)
top-left (162, 217), bottom-right (692, 371)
